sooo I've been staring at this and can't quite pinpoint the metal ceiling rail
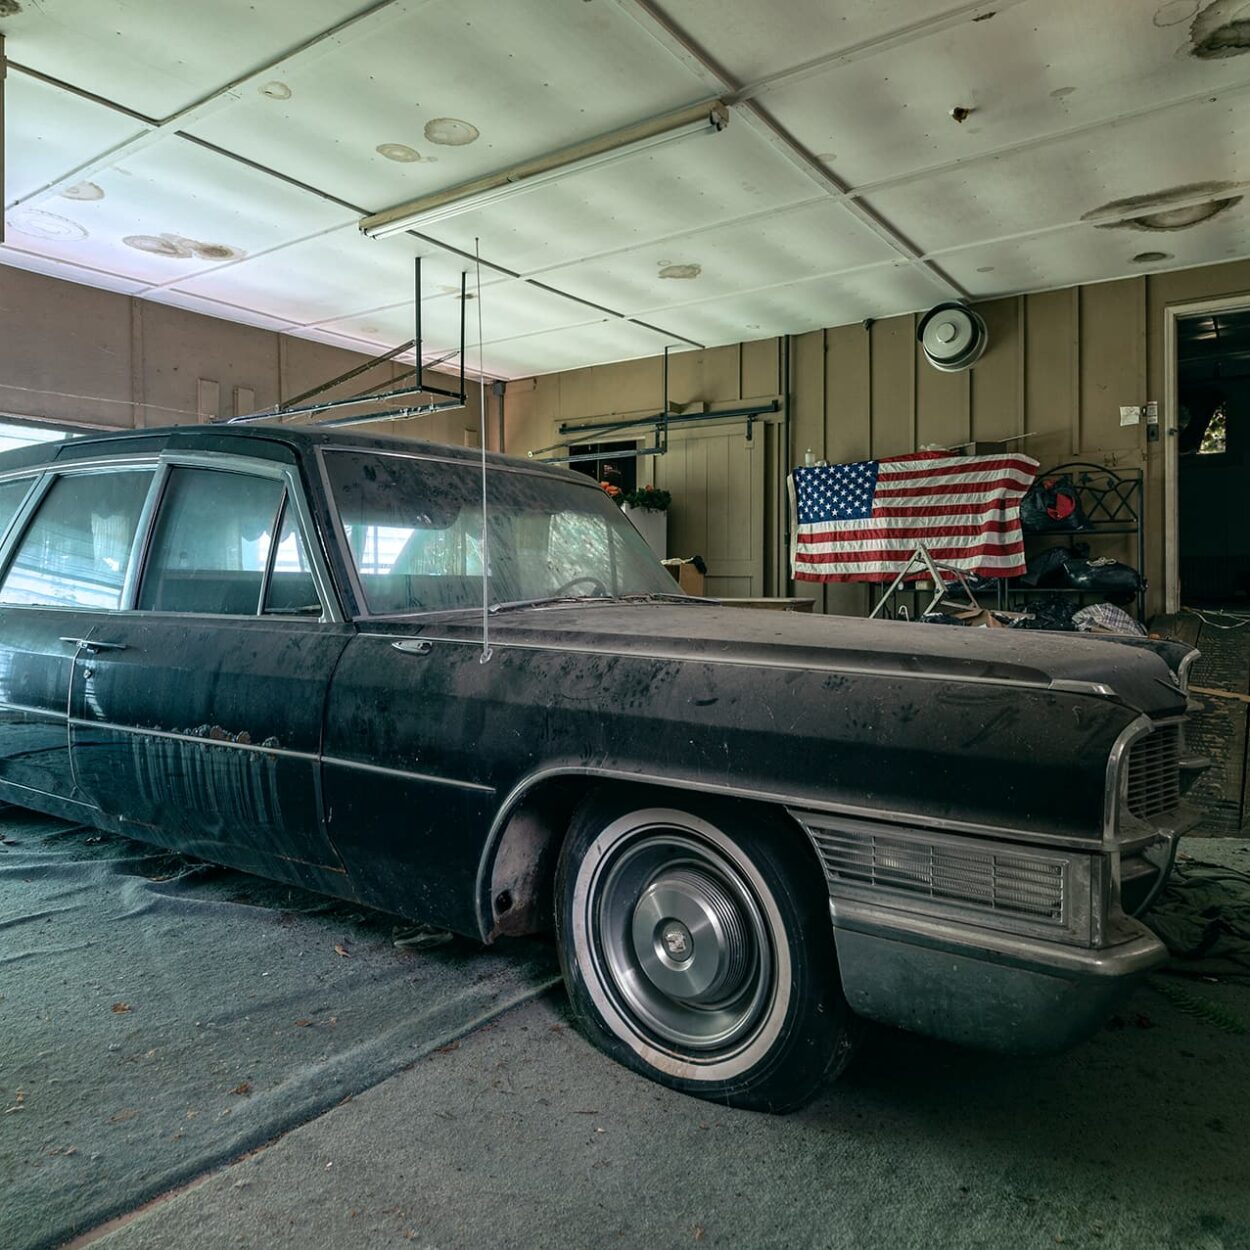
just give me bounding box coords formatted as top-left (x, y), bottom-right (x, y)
top-left (223, 257), bottom-right (467, 426)
top-left (531, 400), bottom-right (780, 465)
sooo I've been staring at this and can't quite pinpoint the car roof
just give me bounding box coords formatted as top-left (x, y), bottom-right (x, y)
top-left (0, 422), bottom-right (583, 483)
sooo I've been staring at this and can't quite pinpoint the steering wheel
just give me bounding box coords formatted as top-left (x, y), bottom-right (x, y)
top-left (550, 575), bottom-right (609, 598)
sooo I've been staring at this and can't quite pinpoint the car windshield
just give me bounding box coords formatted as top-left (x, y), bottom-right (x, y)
top-left (323, 449), bottom-right (681, 616)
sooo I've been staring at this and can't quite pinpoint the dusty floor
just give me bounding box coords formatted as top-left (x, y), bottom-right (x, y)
top-left (89, 981), bottom-right (1250, 1250)
top-left (4, 818), bottom-right (1249, 1250)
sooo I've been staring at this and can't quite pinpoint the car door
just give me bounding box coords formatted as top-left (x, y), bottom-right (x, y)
top-left (68, 453), bottom-right (353, 889)
top-left (0, 463), bottom-right (156, 815)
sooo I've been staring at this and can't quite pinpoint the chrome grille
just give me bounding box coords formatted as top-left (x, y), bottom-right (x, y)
top-left (809, 827), bottom-right (1066, 921)
top-left (1126, 725), bottom-right (1181, 821)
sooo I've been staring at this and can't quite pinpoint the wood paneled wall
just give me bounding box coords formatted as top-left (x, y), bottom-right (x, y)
top-left (508, 259), bottom-right (1250, 618)
top-left (0, 264), bottom-right (494, 449)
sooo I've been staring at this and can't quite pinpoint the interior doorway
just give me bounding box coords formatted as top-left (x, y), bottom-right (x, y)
top-left (1175, 308), bottom-right (1250, 607)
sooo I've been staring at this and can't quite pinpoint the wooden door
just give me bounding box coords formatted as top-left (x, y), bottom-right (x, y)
top-left (651, 425), bottom-right (766, 598)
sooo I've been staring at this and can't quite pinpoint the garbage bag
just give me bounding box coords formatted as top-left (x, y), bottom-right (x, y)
top-left (1064, 556), bottom-right (1143, 593)
top-left (1020, 475), bottom-right (1090, 533)
top-left (1020, 543), bottom-right (1087, 588)
top-left (1008, 595), bottom-right (1078, 631)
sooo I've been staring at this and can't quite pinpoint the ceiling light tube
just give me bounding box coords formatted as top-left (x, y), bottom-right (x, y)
top-left (360, 100), bottom-right (729, 239)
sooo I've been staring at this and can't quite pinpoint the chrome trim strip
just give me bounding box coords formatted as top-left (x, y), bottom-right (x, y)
top-left (412, 633), bottom-right (1065, 693)
top-left (0, 474), bottom-right (38, 553)
top-left (122, 461), bottom-right (169, 611)
top-left (1050, 679), bottom-right (1116, 698)
top-left (0, 776), bottom-right (96, 810)
top-left (0, 699), bottom-right (69, 721)
top-left (829, 898), bottom-right (1166, 979)
top-left (59, 711), bottom-right (494, 793)
top-left (0, 471), bottom-right (53, 586)
top-left (1177, 648), bottom-right (1201, 694)
top-left (474, 763), bottom-right (1102, 933)
top-left (323, 755), bottom-right (496, 793)
top-left (66, 716), bottom-right (318, 763)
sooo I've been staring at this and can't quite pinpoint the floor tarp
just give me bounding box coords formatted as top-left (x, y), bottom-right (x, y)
top-left (0, 808), bottom-right (559, 1250)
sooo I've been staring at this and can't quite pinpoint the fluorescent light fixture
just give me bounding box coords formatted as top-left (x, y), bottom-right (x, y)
top-left (360, 100), bottom-right (729, 239)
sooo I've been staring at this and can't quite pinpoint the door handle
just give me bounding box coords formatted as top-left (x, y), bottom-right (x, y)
top-left (60, 637), bottom-right (128, 653)
top-left (391, 639), bottom-right (432, 656)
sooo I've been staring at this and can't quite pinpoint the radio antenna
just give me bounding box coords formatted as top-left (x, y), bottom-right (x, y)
top-left (475, 239), bottom-right (492, 665)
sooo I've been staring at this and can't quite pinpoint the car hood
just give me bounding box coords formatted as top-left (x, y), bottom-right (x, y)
top-left (414, 603), bottom-right (1191, 719)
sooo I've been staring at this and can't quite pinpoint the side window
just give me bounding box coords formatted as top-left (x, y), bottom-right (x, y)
top-left (0, 470), bottom-right (154, 610)
top-left (0, 478), bottom-right (34, 544)
top-left (138, 467), bottom-right (284, 615)
top-left (262, 500), bottom-right (322, 617)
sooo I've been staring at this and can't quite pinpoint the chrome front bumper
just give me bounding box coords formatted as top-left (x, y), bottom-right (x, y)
top-left (829, 897), bottom-right (1166, 1054)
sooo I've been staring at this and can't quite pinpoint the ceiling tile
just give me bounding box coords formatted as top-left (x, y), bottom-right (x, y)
top-left (7, 135), bottom-right (354, 286)
top-left (3, 72), bottom-right (147, 206)
top-left (653, 0), bottom-right (948, 83)
top-left (172, 224), bottom-right (488, 326)
top-left (316, 279), bottom-right (608, 355)
top-left (535, 198), bottom-right (898, 313)
top-left (183, 0), bottom-right (708, 211)
top-left (938, 214), bottom-right (1250, 300)
top-left (420, 117), bottom-right (823, 276)
top-left (863, 96), bottom-right (1250, 254)
top-left (635, 261), bottom-right (945, 345)
top-left (478, 319), bottom-right (674, 378)
top-left (761, 0), bottom-right (1250, 189)
top-left (0, 0), bottom-right (368, 118)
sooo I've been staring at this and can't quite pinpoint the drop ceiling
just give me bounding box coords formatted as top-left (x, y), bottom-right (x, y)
top-left (2, 0), bottom-right (1249, 380)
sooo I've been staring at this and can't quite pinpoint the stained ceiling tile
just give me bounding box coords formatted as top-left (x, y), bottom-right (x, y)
top-left (623, 261), bottom-right (946, 347)
top-left (862, 95), bottom-right (1250, 254)
top-left (173, 225), bottom-right (488, 326)
top-left (420, 117), bottom-right (823, 276)
top-left (533, 199), bottom-right (899, 313)
top-left (183, 0), bottom-right (707, 212)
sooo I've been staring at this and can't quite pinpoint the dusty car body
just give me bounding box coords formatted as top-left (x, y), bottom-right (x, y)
top-left (0, 426), bottom-right (1199, 1110)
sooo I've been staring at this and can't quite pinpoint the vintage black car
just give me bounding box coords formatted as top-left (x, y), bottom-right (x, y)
top-left (0, 426), bottom-right (1199, 1111)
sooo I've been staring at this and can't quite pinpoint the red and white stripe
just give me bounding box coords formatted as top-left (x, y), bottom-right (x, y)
top-left (791, 450), bottom-right (1038, 583)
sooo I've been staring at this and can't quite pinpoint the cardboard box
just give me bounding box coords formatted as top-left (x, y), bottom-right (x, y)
top-left (662, 559), bottom-right (705, 597)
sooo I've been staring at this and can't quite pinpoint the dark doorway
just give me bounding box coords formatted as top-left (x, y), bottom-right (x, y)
top-left (1177, 308), bottom-right (1250, 606)
top-left (567, 441), bottom-right (639, 497)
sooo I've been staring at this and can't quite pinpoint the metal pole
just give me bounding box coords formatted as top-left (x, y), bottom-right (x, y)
top-left (414, 255), bottom-right (423, 397)
top-left (459, 271), bottom-right (467, 401)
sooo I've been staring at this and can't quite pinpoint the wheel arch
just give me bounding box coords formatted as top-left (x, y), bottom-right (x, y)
top-left (476, 767), bottom-right (826, 942)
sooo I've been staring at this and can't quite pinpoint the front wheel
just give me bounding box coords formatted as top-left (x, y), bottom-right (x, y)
top-left (555, 792), bottom-right (858, 1112)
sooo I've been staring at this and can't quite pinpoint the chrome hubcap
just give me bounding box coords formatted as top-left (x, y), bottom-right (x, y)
top-left (591, 832), bottom-right (773, 1054)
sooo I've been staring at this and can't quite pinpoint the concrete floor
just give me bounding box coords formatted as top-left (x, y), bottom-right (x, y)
top-left (7, 814), bottom-right (1247, 1250)
top-left (84, 984), bottom-right (1250, 1250)
top-left (74, 892), bottom-right (1250, 1250)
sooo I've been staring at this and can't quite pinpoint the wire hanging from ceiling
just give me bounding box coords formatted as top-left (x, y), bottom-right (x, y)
top-left (475, 238), bottom-right (493, 666)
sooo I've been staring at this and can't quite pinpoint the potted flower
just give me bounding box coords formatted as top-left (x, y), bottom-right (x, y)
top-left (620, 484), bottom-right (671, 559)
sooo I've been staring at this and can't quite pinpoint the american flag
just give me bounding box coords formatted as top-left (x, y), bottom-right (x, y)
top-left (789, 450), bottom-right (1038, 583)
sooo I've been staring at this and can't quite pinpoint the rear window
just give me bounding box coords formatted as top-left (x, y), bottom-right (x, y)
top-left (137, 467), bottom-right (287, 616)
top-left (0, 470), bottom-right (154, 610)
